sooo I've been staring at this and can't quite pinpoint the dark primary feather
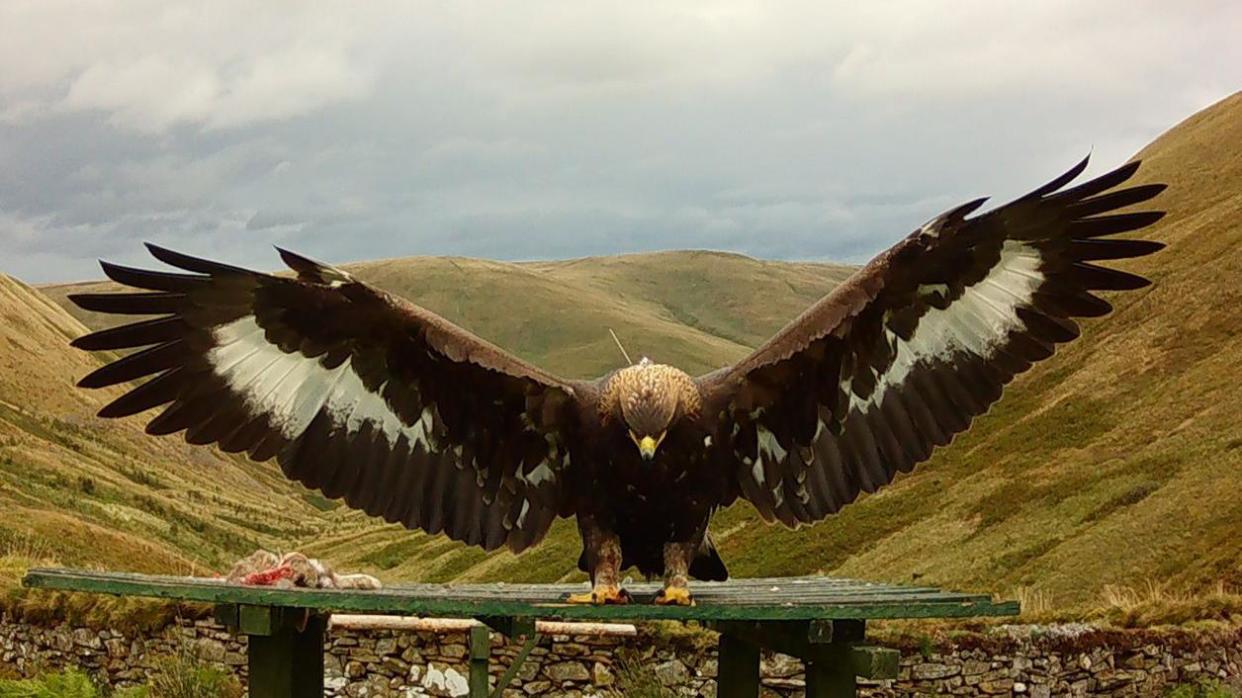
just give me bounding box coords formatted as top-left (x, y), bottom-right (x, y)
top-left (68, 291), bottom-right (186, 315)
top-left (699, 156), bottom-right (1167, 526)
top-left (69, 246), bottom-right (585, 553)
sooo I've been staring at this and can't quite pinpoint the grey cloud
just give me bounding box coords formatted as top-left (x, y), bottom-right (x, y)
top-left (247, 210), bottom-right (304, 232)
top-left (1, 2), bottom-right (1241, 283)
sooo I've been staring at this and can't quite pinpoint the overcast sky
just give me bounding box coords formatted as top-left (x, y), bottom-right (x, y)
top-left (1, 2), bottom-right (1239, 283)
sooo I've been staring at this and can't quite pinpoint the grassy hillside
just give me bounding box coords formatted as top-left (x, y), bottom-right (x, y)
top-left (28, 93), bottom-right (1242, 611)
top-left (0, 275), bottom-right (334, 585)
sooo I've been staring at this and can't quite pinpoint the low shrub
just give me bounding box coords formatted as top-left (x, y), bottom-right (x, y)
top-left (0, 668), bottom-right (102, 698)
top-left (607, 650), bottom-right (677, 698)
top-left (0, 654), bottom-right (237, 698)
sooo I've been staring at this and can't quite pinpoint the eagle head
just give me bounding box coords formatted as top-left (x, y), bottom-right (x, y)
top-left (604, 358), bottom-right (701, 461)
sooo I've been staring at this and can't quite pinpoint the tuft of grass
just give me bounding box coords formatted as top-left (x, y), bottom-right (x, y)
top-left (916, 634), bottom-right (935, 660)
top-left (0, 569), bottom-right (209, 635)
top-left (145, 653), bottom-right (242, 698)
top-left (0, 661), bottom-right (234, 698)
top-left (607, 650), bottom-right (678, 698)
top-left (1091, 581), bottom-right (1240, 628)
top-left (1011, 586), bottom-right (1054, 616)
top-left (1166, 678), bottom-right (1237, 698)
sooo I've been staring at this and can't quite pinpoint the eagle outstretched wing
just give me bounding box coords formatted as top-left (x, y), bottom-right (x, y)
top-left (697, 156), bottom-right (1166, 526)
top-left (70, 245), bottom-right (580, 552)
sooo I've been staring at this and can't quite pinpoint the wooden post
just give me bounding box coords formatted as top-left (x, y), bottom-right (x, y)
top-left (468, 623), bottom-right (491, 698)
top-left (717, 631), bottom-right (760, 698)
top-left (805, 643), bottom-right (856, 698)
top-left (246, 611), bottom-right (325, 698)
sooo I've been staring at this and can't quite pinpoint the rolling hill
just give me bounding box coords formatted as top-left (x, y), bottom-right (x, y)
top-left (0, 273), bottom-right (335, 589)
top-left (22, 92), bottom-right (1242, 609)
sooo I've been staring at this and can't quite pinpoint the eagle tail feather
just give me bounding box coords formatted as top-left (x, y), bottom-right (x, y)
top-left (689, 532), bottom-right (728, 582)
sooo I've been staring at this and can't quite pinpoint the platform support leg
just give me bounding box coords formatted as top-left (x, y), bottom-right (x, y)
top-left (805, 644), bottom-right (856, 698)
top-left (717, 631), bottom-right (760, 698)
top-left (469, 623), bottom-right (491, 698)
top-left (246, 612), bottom-right (325, 698)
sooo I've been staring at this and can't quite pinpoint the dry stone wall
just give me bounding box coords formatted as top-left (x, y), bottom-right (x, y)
top-left (2, 612), bottom-right (1238, 696)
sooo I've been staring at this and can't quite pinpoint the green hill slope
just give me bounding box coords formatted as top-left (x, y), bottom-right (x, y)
top-left (0, 275), bottom-right (333, 580)
top-left (29, 93), bottom-right (1241, 610)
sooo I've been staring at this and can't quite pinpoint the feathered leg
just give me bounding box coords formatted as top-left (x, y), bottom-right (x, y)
top-left (655, 541), bottom-right (696, 606)
top-left (567, 517), bottom-right (630, 605)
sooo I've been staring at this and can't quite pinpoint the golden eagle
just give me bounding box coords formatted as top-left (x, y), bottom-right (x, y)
top-left (69, 156), bottom-right (1164, 605)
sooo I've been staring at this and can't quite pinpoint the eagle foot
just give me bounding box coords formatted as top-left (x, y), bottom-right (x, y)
top-left (565, 586), bottom-right (631, 605)
top-left (654, 586), bottom-right (695, 606)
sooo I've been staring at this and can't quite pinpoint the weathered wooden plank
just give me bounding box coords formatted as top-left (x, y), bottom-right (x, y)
top-left (21, 569), bottom-right (1020, 621)
top-left (23, 568), bottom-right (954, 598)
top-left (327, 615), bottom-right (637, 637)
top-left (28, 568), bottom-right (974, 603)
top-left (714, 620), bottom-right (865, 661)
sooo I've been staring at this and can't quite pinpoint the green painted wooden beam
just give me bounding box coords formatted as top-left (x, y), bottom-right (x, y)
top-left (714, 620), bottom-right (866, 660)
top-left (806, 643), bottom-right (856, 698)
top-left (239, 605), bottom-right (275, 636)
top-left (247, 613), bottom-right (326, 698)
top-left (21, 569), bottom-right (1020, 622)
top-left (850, 646), bottom-right (900, 680)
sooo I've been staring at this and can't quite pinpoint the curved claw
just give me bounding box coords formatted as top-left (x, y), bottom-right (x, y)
top-left (565, 586), bottom-right (631, 605)
top-left (654, 586), bottom-right (695, 606)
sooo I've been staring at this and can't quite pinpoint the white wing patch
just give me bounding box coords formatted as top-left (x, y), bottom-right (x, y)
top-left (742, 240), bottom-right (1045, 485)
top-left (207, 316), bottom-right (434, 449)
top-left (521, 461), bottom-right (556, 487)
top-left (756, 425), bottom-right (789, 463)
top-left (850, 240), bottom-right (1043, 413)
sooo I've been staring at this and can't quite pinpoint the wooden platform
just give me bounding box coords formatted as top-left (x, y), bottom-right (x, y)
top-left (23, 568), bottom-right (1019, 697)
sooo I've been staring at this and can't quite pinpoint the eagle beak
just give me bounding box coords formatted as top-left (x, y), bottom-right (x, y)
top-left (633, 431), bottom-right (666, 461)
top-left (638, 436), bottom-right (658, 461)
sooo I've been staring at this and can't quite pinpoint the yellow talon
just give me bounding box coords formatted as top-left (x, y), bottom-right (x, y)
top-left (654, 586), bottom-right (695, 606)
top-left (565, 586), bottom-right (630, 605)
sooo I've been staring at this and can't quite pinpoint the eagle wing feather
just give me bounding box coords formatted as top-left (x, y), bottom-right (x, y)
top-left (697, 156), bottom-right (1167, 526)
top-left (70, 245), bottom-right (582, 553)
